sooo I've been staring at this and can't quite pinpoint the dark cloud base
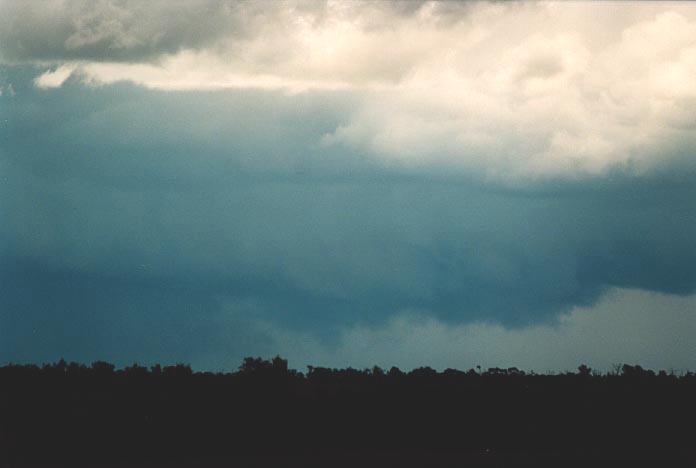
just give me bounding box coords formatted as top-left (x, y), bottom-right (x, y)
top-left (1, 65), bottom-right (695, 367)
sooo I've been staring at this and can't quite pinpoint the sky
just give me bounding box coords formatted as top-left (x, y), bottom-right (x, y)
top-left (1, 0), bottom-right (695, 372)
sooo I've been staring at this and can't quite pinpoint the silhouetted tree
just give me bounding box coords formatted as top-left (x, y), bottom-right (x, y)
top-left (1, 357), bottom-right (694, 467)
top-left (91, 361), bottom-right (115, 375)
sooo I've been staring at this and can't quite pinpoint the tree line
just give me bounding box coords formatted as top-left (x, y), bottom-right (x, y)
top-left (2, 357), bottom-right (694, 467)
top-left (3, 356), bottom-right (687, 379)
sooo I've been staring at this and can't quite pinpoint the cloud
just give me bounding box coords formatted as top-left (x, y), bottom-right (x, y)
top-left (3, 259), bottom-right (694, 371)
top-left (266, 288), bottom-right (696, 372)
top-left (2, 4), bottom-right (696, 369)
top-left (34, 64), bottom-right (77, 88)
top-left (0, 0), bottom-right (252, 63)
top-left (320, 7), bottom-right (696, 179)
top-left (2, 78), bottom-right (695, 341)
top-left (0, 1), bottom-right (436, 68)
top-left (5, 2), bottom-right (696, 178)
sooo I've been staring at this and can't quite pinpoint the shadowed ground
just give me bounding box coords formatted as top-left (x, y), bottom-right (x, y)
top-left (2, 358), bottom-right (694, 467)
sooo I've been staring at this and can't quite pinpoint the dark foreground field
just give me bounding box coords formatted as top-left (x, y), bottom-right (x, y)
top-left (2, 358), bottom-right (694, 467)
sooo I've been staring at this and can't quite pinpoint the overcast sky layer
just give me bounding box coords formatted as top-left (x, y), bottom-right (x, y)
top-left (1, 1), bottom-right (695, 371)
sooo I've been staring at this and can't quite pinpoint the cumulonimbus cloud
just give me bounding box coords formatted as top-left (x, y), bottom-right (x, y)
top-left (2, 2), bottom-right (695, 371)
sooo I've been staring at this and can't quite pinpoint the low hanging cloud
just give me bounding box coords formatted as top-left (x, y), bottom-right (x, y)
top-left (262, 288), bottom-right (696, 373)
top-left (2, 74), bottom-right (695, 335)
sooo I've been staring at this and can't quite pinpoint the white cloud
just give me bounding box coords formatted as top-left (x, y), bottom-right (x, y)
top-left (262, 288), bottom-right (696, 372)
top-left (10, 1), bottom-right (696, 177)
top-left (320, 6), bottom-right (696, 179)
top-left (34, 64), bottom-right (78, 89)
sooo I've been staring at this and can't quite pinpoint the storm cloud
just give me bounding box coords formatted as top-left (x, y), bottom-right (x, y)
top-left (1, 1), bottom-right (695, 370)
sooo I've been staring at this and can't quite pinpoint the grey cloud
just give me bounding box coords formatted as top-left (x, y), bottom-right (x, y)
top-left (0, 259), bottom-right (270, 368)
top-left (0, 0), bottom-right (260, 63)
top-left (2, 65), bottom-right (695, 368)
top-left (0, 0), bottom-right (439, 64)
top-left (268, 288), bottom-right (696, 372)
